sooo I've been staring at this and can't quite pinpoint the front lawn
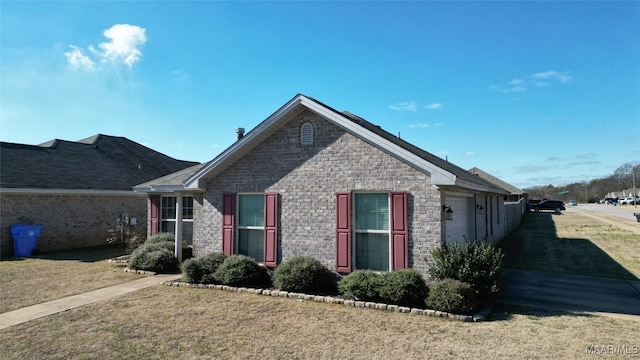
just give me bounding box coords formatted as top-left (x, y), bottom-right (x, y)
top-left (0, 246), bottom-right (146, 313)
top-left (0, 286), bottom-right (637, 359)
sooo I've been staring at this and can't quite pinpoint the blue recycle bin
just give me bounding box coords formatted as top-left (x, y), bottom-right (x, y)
top-left (11, 224), bottom-right (43, 257)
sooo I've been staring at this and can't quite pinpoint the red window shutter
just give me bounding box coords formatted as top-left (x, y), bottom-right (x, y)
top-left (335, 192), bottom-right (352, 273)
top-left (390, 191), bottom-right (409, 270)
top-left (150, 195), bottom-right (160, 236)
top-left (264, 192), bottom-right (278, 267)
top-left (222, 193), bottom-right (235, 256)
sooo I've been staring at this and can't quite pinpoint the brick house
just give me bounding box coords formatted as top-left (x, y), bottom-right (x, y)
top-left (134, 94), bottom-right (515, 277)
top-left (0, 134), bottom-right (198, 256)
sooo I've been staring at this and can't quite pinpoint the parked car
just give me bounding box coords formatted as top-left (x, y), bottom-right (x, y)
top-left (532, 200), bottom-right (566, 213)
top-left (568, 200), bottom-right (577, 206)
top-left (603, 197), bottom-right (618, 205)
top-left (619, 197), bottom-right (635, 205)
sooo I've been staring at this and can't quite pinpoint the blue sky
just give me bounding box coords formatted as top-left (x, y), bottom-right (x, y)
top-left (1, 1), bottom-right (638, 189)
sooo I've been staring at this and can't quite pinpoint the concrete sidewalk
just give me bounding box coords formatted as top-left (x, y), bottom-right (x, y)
top-left (0, 274), bottom-right (181, 330)
top-left (498, 269), bottom-right (640, 320)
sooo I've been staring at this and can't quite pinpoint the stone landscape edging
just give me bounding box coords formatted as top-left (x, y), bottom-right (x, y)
top-left (162, 280), bottom-right (491, 322)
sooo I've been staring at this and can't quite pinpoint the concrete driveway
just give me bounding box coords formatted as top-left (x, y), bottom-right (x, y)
top-left (499, 269), bottom-right (640, 319)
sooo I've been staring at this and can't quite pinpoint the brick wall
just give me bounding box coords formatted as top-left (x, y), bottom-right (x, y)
top-left (0, 193), bottom-right (147, 256)
top-left (193, 109), bottom-right (443, 277)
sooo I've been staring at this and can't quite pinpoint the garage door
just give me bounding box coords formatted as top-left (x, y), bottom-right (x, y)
top-left (445, 196), bottom-right (471, 245)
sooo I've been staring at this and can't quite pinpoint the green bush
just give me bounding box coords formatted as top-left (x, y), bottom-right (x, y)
top-left (378, 269), bottom-right (428, 307)
top-left (338, 270), bottom-right (383, 301)
top-left (128, 244), bottom-right (179, 273)
top-left (145, 232), bottom-right (176, 245)
top-left (182, 252), bottom-right (228, 284)
top-left (127, 234), bottom-right (180, 273)
top-left (273, 256), bottom-right (337, 294)
top-left (428, 241), bottom-right (504, 300)
top-left (214, 255), bottom-right (272, 288)
top-left (426, 278), bottom-right (477, 314)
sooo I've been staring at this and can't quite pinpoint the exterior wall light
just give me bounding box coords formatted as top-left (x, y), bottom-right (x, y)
top-left (476, 204), bottom-right (484, 214)
top-left (442, 205), bottom-right (453, 220)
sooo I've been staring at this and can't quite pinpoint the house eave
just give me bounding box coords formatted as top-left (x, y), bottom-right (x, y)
top-left (0, 188), bottom-right (146, 196)
top-left (133, 185), bottom-right (205, 194)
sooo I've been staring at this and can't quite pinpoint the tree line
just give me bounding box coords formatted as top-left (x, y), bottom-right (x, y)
top-left (524, 162), bottom-right (640, 202)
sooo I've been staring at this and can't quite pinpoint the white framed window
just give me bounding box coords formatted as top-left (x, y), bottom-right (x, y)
top-left (161, 196), bottom-right (194, 245)
top-left (237, 193), bottom-right (265, 262)
top-left (300, 122), bottom-right (314, 145)
top-left (354, 192), bottom-right (390, 271)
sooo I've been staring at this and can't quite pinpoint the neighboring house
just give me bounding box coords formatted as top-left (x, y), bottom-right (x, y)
top-left (0, 134), bottom-right (198, 256)
top-left (134, 94), bottom-right (514, 277)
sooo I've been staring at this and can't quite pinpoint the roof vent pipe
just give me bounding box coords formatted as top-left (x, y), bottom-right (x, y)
top-left (235, 127), bottom-right (245, 141)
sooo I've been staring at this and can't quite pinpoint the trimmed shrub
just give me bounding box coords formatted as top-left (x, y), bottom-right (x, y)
top-left (273, 256), bottom-right (337, 294)
top-left (214, 255), bottom-right (272, 288)
top-left (426, 278), bottom-right (477, 314)
top-left (378, 269), bottom-right (429, 307)
top-left (145, 232), bottom-right (176, 245)
top-left (428, 241), bottom-right (504, 300)
top-left (128, 234), bottom-right (179, 273)
top-left (338, 270), bottom-right (383, 301)
top-left (182, 252), bottom-right (227, 284)
top-left (128, 245), bottom-right (178, 273)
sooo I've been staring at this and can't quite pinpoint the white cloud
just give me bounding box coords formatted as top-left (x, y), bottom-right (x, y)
top-left (531, 70), bottom-right (571, 83)
top-left (66, 24), bottom-right (146, 70)
top-left (509, 79), bottom-right (524, 85)
top-left (64, 46), bottom-right (95, 70)
top-left (389, 101), bottom-right (418, 112)
top-left (424, 103), bottom-right (442, 110)
top-left (464, 151), bottom-right (475, 156)
top-left (407, 123), bottom-right (431, 128)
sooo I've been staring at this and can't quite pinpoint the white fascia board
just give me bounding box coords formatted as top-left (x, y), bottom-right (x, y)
top-left (184, 96), bottom-right (306, 189)
top-left (454, 179), bottom-right (510, 195)
top-left (133, 185), bottom-right (202, 194)
top-left (1, 188), bottom-right (145, 196)
top-left (299, 97), bottom-right (457, 184)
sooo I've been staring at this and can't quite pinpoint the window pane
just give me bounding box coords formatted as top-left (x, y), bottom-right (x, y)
top-left (355, 193), bottom-right (389, 230)
top-left (161, 197), bottom-right (177, 220)
top-left (161, 220), bottom-right (175, 234)
top-left (182, 221), bottom-right (193, 245)
top-left (239, 194), bottom-right (264, 227)
top-left (355, 233), bottom-right (389, 271)
top-left (182, 196), bottom-right (194, 219)
top-left (238, 229), bottom-right (264, 262)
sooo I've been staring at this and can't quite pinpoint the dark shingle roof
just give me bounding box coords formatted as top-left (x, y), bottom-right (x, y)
top-left (303, 96), bottom-right (506, 192)
top-left (1, 134), bottom-right (199, 191)
top-left (468, 167), bottom-right (524, 195)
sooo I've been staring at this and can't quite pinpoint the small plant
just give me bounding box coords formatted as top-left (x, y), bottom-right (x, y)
top-left (378, 269), bottom-right (429, 307)
top-left (182, 252), bottom-right (227, 284)
top-left (428, 240), bottom-right (504, 301)
top-left (214, 255), bottom-right (272, 288)
top-left (338, 270), bottom-right (383, 301)
top-left (273, 256), bottom-right (337, 294)
top-left (426, 278), bottom-right (477, 314)
top-left (106, 223), bottom-right (144, 252)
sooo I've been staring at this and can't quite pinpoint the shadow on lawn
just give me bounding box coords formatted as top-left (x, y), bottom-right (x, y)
top-left (1, 245), bottom-right (127, 263)
top-left (487, 303), bottom-right (598, 321)
top-left (498, 212), bottom-right (638, 280)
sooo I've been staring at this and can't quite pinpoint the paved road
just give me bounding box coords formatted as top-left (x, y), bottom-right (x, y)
top-left (498, 204), bottom-right (640, 319)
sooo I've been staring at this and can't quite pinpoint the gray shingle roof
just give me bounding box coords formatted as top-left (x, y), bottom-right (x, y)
top-left (304, 95), bottom-right (507, 193)
top-left (468, 167), bottom-right (524, 195)
top-left (1, 134), bottom-right (199, 191)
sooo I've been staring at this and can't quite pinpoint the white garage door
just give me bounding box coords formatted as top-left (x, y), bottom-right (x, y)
top-left (445, 196), bottom-right (472, 245)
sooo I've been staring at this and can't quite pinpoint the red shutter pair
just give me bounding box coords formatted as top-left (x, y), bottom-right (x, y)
top-left (222, 193), bottom-right (278, 268)
top-left (335, 192), bottom-right (408, 273)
